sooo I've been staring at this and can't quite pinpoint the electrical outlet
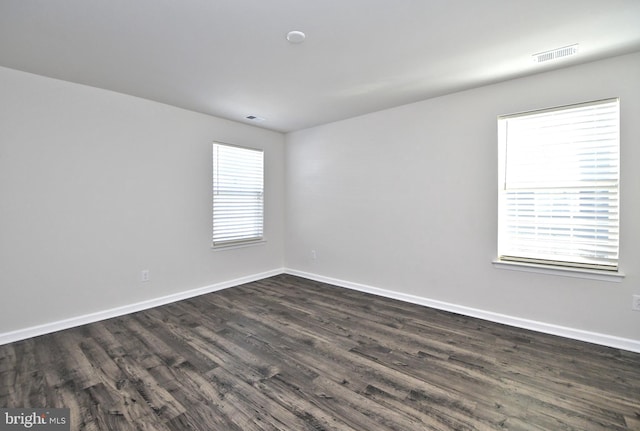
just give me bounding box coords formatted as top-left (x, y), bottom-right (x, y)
top-left (141, 270), bottom-right (150, 282)
top-left (311, 250), bottom-right (317, 260)
top-left (633, 295), bottom-right (640, 311)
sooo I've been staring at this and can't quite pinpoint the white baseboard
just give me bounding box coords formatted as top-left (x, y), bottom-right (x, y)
top-left (4, 267), bottom-right (639, 354)
top-left (285, 268), bottom-right (640, 354)
top-left (0, 268), bottom-right (285, 346)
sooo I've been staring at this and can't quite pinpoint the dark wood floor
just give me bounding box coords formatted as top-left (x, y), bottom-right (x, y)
top-left (1, 274), bottom-right (639, 430)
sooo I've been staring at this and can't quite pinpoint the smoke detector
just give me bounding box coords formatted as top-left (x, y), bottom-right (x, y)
top-left (533, 44), bottom-right (579, 63)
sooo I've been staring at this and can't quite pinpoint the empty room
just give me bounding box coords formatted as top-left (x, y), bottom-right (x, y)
top-left (1, 1), bottom-right (639, 430)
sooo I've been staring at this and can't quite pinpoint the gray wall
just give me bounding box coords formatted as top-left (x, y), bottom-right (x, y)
top-left (2, 53), bottom-right (639, 346)
top-left (0, 66), bottom-right (285, 333)
top-left (285, 52), bottom-right (640, 342)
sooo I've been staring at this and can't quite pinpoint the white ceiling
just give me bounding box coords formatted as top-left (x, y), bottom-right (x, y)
top-left (1, 1), bottom-right (640, 133)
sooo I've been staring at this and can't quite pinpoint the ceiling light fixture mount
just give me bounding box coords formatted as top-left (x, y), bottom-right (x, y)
top-left (286, 30), bottom-right (306, 44)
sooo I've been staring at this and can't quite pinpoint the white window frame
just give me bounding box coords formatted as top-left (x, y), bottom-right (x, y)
top-left (212, 142), bottom-right (264, 248)
top-left (495, 98), bottom-right (622, 279)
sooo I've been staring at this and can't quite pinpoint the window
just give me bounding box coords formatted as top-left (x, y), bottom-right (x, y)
top-left (497, 98), bottom-right (620, 271)
top-left (212, 143), bottom-right (264, 247)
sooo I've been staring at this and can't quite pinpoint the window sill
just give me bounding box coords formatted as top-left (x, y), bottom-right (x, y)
top-left (492, 259), bottom-right (625, 282)
top-left (212, 239), bottom-right (266, 251)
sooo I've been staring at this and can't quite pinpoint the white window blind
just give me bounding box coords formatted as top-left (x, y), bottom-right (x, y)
top-left (498, 98), bottom-right (620, 270)
top-left (213, 143), bottom-right (264, 247)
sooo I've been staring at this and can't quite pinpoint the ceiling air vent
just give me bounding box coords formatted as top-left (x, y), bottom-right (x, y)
top-left (533, 44), bottom-right (579, 63)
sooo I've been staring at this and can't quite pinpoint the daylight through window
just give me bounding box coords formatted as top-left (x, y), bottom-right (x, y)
top-left (213, 143), bottom-right (264, 247)
top-left (497, 98), bottom-right (620, 271)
